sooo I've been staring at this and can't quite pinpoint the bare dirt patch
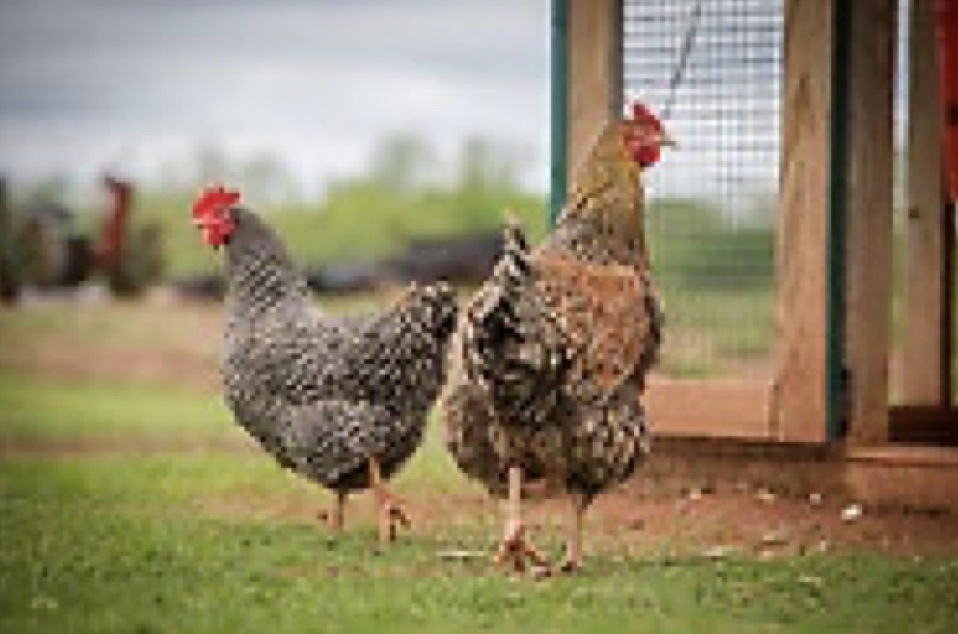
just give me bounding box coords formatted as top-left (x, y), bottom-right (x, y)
top-left (595, 481), bottom-right (958, 558)
top-left (0, 435), bottom-right (253, 458)
top-left (0, 297), bottom-right (222, 390)
top-left (182, 465), bottom-right (958, 560)
top-left (3, 433), bottom-right (956, 559)
top-left (2, 343), bottom-right (219, 391)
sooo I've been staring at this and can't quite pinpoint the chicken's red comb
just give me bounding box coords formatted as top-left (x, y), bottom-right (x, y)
top-left (193, 185), bottom-right (241, 219)
top-left (629, 101), bottom-right (661, 128)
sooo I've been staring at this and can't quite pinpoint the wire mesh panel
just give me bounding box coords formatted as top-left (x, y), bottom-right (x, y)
top-left (623, 0), bottom-right (783, 378)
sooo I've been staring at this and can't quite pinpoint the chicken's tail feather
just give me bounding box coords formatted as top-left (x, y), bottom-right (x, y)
top-left (469, 215), bottom-right (534, 329)
top-left (461, 216), bottom-right (567, 422)
top-left (498, 212), bottom-right (533, 286)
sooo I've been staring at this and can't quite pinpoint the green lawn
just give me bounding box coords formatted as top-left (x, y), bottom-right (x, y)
top-left (2, 453), bottom-right (957, 634)
top-left (1, 373), bottom-right (957, 633)
top-left (0, 374), bottom-right (233, 442)
top-left (1, 304), bottom-right (957, 632)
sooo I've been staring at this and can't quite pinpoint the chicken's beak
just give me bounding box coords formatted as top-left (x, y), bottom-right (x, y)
top-left (657, 130), bottom-right (677, 149)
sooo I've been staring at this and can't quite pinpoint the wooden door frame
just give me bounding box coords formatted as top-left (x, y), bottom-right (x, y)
top-left (556, 0), bottom-right (899, 444)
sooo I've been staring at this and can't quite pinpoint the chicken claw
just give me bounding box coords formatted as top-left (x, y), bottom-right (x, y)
top-left (494, 466), bottom-right (550, 574)
top-left (493, 519), bottom-right (549, 574)
top-left (377, 492), bottom-right (412, 543)
top-left (369, 458), bottom-right (411, 544)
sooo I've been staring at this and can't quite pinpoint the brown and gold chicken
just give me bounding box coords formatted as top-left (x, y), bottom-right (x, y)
top-left (441, 101), bottom-right (672, 573)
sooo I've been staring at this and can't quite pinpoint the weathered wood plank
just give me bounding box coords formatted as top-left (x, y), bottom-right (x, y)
top-left (647, 437), bottom-right (958, 511)
top-left (646, 378), bottom-right (772, 439)
top-left (889, 406), bottom-right (958, 445)
top-left (567, 0), bottom-right (622, 180)
top-left (773, 0), bottom-right (833, 443)
top-left (844, 0), bottom-right (896, 444)
top-left (903, 0), bottom-right (953, 408)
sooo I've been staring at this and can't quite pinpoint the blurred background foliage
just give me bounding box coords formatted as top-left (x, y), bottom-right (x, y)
top-left (6, 131), bottom-right (773, 282)
top-left (3, 132), bottom-right (777, 377)
top-left (6, 133), bottom-right (547, 280)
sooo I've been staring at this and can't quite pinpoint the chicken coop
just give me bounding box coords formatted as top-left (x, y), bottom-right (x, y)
top-left (551, 0), bottom-right (958, 507)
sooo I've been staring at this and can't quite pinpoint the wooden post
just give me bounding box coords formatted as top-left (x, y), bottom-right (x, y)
top-left (566, 0), bottom-right (622, 180)
top-left (903, 0), bottom-right (954, 408)
top-left (774, 0), bottom-right (833, 443)
top-left (843, 0), bottom-right (896, 445)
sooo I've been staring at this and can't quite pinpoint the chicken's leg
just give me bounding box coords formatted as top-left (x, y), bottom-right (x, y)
top-left (317, 491), bottom-right (346, 532)
top-left (493, 466), bottom-right (548, 573)
top-left (328, 491), bottom-right (346, 532)
top-left (557, 493), bottom-right (589, 573)
top-left (369, 458), bottom-right (411, 544)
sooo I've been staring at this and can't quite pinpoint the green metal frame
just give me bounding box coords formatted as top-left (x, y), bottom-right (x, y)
top-left (826, 0), bottom-right (851, 442)
top-left (550, 0), bottom-right (569, 226)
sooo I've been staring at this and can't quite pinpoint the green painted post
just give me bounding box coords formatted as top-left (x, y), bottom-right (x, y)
top-left (826, 0), bottom-right (851, 441)
top-left (550, 0), bottom-right (569, 227)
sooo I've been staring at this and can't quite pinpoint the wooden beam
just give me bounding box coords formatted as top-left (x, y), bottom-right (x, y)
top-left (844, 0), bottom-right (896, 445)
top-left (773, 0), bottom-right (833, 443)
top-left (646, 378), bottom-right (772, 439)
top-left (566, 0), bottom-right (622, 180)
top-left (647, 437), bottom-right (958, 512)
top-left (903, 0), bottom-right (954, 408)
top-left (890, 406), bottom-right (958, 445)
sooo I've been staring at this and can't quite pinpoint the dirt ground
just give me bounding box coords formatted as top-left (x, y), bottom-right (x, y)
top-left (4, 432), bottom-right (956, 560)
top-left (0, 295), bottom-right (222, 391)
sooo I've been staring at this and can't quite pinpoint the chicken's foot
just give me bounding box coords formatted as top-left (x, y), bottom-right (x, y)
top-left (369, 458), bottom-right (411, 544)
top-left (494, 466), bottom-right (549, 574)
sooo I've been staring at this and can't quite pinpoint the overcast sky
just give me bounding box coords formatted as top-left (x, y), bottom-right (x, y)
top-left (0, 0), bottom-right (550, 194)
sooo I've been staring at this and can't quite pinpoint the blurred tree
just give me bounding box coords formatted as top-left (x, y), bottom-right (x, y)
top-left (367, 132), bottom-right (435, 194)
top-left (0, 177), bottom-right (23, 302)
top-left (174, 146), bottom-right (299, 205)
top-left (239, 153), bottom-right (299, 204)
top-left (456, 136), bottom-right (522, 193)
top-left (19, 175), bottom-right (72, 206)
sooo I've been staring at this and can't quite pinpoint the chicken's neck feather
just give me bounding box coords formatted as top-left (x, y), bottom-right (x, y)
top-left (223, 208), bottom-right (313, 318)
top-left (548, 125), bottom-right (648, 269)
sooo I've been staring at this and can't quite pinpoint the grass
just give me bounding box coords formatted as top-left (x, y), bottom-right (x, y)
top-left (0, 374), bottom-right (233, 442)
top-left (1, 298), bottom-right (957, 632)
top-left (2, 454), bottom-right (958, 634)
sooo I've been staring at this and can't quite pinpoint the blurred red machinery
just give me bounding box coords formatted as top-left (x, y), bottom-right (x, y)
top-left (937, 0), bottom-right (958, 200)
top-left (0, 174), bottom-right (163, 303)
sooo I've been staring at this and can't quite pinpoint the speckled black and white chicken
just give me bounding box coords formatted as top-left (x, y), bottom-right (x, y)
top-left (440, 101), bottom-right (671, 572)
top-left (192, 186), bottom-right (458, 543)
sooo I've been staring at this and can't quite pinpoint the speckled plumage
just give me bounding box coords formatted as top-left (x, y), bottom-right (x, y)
top-left (441, 120), bottom-right (662, 504)
top-left (218, 207), bottom-right (458, 494)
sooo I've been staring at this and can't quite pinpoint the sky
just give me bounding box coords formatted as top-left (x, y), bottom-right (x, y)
top-left (0, 0), bottom-right (550, 196)
top-left (6, 0), bottom-right (889, 213)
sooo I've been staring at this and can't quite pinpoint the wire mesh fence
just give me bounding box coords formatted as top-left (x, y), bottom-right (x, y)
top-left (623, 0), bottom-right (783, 378)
